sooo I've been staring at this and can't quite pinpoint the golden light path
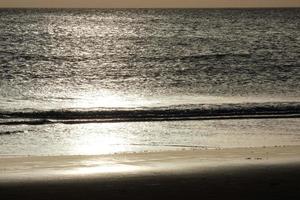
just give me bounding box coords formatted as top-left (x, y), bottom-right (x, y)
top-left (68, 90), bottom-right (300, 110)
top-left (65, 123), bottom-right (131, 155)
top-left (70, 91), bottom-right (140, 108)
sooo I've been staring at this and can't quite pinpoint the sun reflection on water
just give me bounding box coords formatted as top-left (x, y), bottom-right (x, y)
top-left (67, 90), bottom-right (300, 110)
top-left (66, 123), bottom-right (131, 155)
top-left (69, 91), bottom-right (148, 108)
top-left (62, 122), bottom-right (143, 175)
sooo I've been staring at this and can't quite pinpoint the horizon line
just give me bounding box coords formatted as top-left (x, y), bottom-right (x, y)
top-left (0, 6), bottom-right (299, 9)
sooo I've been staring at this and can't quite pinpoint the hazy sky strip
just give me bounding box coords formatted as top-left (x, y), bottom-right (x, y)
top-left (0, 0), bottom-right (299, 8)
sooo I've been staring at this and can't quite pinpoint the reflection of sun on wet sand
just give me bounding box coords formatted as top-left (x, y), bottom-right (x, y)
top-left (1, 146), bottom-right (300, 199)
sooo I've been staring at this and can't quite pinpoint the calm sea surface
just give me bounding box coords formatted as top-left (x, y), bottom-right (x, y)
top-left (0, 9), bottom-right (299, 155)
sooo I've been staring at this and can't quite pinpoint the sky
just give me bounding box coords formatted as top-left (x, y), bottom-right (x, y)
top-left (0, 0), bottom-right (299, 8)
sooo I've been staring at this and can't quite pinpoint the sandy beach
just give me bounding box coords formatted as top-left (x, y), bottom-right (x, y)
top-left (1, 146), bottom-right (300, 199)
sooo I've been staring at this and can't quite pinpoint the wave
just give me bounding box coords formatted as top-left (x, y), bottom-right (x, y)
top-left (0, 50), bottom-right (97, 62)
top-left (137, 52), bottom-right (251, 63)
top-left (0, 102), bottom-right (299, 125)
top-left (0, 130), bottom-right (25, 135)
top-left (0, 49), bottom-right (251, 63)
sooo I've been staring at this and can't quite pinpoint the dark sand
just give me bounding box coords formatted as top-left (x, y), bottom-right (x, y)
top-left (1, 146), bottom-right (300, 200)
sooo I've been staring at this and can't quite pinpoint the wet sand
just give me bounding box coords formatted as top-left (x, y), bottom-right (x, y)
top-left (1, 146), bottom-right (300, 200)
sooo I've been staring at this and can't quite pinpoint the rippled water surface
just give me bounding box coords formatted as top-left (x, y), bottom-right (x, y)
top-left (0, 9), bottom-right (299, 155)
top-left (1, 9), bottom-right (299, 109)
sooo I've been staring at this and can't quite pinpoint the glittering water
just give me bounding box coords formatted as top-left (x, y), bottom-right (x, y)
top-left (1, 119), bottom-right (300, 156)
top-left (0, 9), bottom-right (299, 155)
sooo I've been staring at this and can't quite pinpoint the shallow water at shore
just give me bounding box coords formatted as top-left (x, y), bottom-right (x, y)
top-left (0, 118), bottom-right (299, 156)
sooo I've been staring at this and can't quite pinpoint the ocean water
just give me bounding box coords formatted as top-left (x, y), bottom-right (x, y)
top-left (0, 8), bottom-right (299, 155)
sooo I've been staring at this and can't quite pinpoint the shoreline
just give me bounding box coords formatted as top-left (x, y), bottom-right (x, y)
top-left (1, 146), bottom-right (300, 199)
top-left (1, 144), bottom-right (300, 158)
top-left (1, 145), bottom-right (300, 179)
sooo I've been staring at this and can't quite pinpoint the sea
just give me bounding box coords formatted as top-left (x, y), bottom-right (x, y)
top-left (0, 8), bottom-right (299, 156)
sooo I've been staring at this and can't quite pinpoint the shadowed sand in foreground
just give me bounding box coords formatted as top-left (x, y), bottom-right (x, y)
top-left (1, 146), bottom-right (300, 200)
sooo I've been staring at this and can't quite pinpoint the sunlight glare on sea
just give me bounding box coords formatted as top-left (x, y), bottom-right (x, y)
top-left (0, 9), bottom-right (299, 156)
top-left (62, 123), bottom-right (131, 155)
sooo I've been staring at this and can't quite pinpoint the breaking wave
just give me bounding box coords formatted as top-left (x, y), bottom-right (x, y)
top-left (0, 102), bottom-right (299, 125)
